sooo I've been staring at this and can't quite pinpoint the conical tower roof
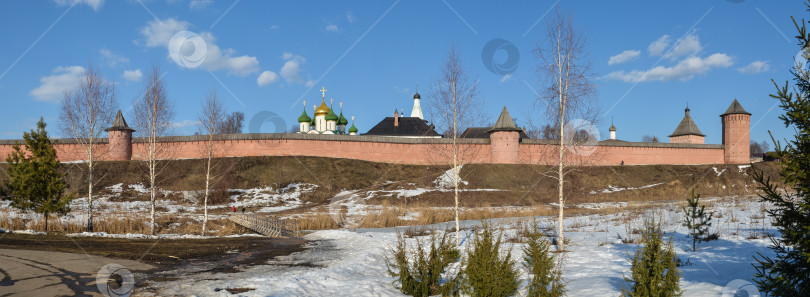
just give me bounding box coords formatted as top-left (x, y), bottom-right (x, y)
top-left (105, 110), bottom-right (135, 132)
top-left (669, 107), bottom-right (704, 137)
top-left (720, 99), bottom-right (751, 116)
top-left (488, 106), bottom-right (522, 133)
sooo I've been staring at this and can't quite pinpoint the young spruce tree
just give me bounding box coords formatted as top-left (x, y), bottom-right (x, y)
top-left (461, 224), bottom-right (520, 297)
top-left (386, 231), bottom-right (460, 297)
top-left (3, 118), bottom-right (73, 232)
top-left (752, 2), bottom-right (810, 294)
top-left (523, 221), bottom-right (566, 297)
top-left (622, 218), bottom-right (681, 297)
top-left (682, 189), bottom-right (716, 252)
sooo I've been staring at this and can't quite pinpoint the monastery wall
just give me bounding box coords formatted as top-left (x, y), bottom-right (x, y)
top-left (0, 133), bottom-right (729, 165)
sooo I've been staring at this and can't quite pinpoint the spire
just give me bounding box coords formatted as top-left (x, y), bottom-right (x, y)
top-left (105, 110), bottom-right (135, 132)
top-left (488, 106), bottom-right (522, 132)
top-left (410, 86), bottom-right (424, 119)
top-left (609, 117), bottom-right (616, 131)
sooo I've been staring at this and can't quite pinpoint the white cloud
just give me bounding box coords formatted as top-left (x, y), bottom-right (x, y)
top-left (171, 119), bottom-right (201, 129)
top-left (30, 66), bottom-right (85, 102)
top-left (500, 73), bottom-right (512, 83)
top-left (346, 12), bottom-right (356, 23)
top-left (280, 54), bottom-right (311, 85)
top-left (306, 80), bottom-right (315, 87)
top-left (604, 53), bottom-right (733, 83)
top-left (268, 24), bottom-right (279, 30)
top-left (608, 50), bottom-right (641, 65)
top-left (648, 35), bottom-right (671, 56)
top-left (326, 24), bottom-right (339, 32)
top-left (122, 69), bottom-right (143, 82)
top-left (664, 32), bottom-right (702, 60)
top-left (737, 60), bottom-right (770, 74)
top-left (257, 70), bottom-right (279, 86)
top-left (99, 48), bottom-right (129, 67)
top-left (189, 0), bottom-right (212, 9)
top-left (53, 0), bottom-right (104, 11)
top-left (139, 18), bottom-right (190, 48)
top-left (138, 18), bottom-right (259, 76)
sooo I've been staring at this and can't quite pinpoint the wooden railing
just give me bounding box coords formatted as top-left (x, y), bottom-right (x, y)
top-left (229, 213), bottom-right (300, 238)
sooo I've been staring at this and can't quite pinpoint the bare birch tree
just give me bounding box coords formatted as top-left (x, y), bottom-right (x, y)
top-left (197, 89), bottom-right (224, 236)
top-left (133, 66), bottom-right (174, 235)
top-left (535, 10), bottom-right (597, 251)
top-left (426, 45), bottom-right (483, 245)
top-left (59, 63), bottom-right (118, 232)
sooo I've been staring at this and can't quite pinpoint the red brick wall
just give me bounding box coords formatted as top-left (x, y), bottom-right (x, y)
top-left (0, 136), bottom-right (727, 166)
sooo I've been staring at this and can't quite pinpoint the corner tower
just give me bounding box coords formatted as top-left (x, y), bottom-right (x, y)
top-left (488, 106), bottom-right (522, 164)
top-left (105, 110), bottom-right (135, 161)
top-left (721, 99), bottom-right (751, 164)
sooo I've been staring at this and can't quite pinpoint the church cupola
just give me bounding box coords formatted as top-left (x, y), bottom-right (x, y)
top-left (298, 101), bottom-right (312, 133)
top-left (349, 116), bottom-right (358, 135)
top-left (337, 102), bottom-right (348, 134)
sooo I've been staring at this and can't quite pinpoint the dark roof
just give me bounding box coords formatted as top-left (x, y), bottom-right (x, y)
top-left (721, 99), bottom-right (751, 116)
top-left (461, 127), bottom-right (529, 139)
top-left (363, 117), bottom-right (441, 137)
top-left (669, 108), bottom-right (704, 137)
top-left (487, 107), bottom-right (522, 132)
top-left (105, 110), bottom-right (135, 132)
top-left (609, 123), bottom-right (616, 131)
top-left (413, 92), bottom-right (420, 99)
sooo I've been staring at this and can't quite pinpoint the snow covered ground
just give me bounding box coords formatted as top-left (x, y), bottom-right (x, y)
top-left (139, 195), bottom-right (777, 297)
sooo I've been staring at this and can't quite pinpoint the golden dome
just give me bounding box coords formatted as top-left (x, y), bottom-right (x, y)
top-left (315, 99), bottom-right (331, 116)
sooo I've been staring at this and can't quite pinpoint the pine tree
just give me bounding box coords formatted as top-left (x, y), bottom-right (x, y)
top-left (3, 118), bottom-right (73, 232)
top-left (523, 221), bottom-right (566, 297)
top-left (461, 224), bottom-right (520, 297)
top-left (682, 189), bottom-right (716, 252)
top-left (752, 2), bottom-right (810, 294)
top-left (622, 218), bottom-right (681, 297)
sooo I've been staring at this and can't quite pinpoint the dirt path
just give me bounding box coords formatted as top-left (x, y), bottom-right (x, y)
top-left (0, 233), bottom-right (306, 296)
top-left (0, 248), bottom-right (152, 296)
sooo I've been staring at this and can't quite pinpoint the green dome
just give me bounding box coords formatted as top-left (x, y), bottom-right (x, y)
top-left (338, 112), bottom-right (348, 125)
top-left (298, 109), bottom-right (312, 123)
top-left (325, 108), bottom-right (339, 121)
top-left (348, 123), bottom-right (358, 133)
top-left (310, 116), bottom-right (315, 126)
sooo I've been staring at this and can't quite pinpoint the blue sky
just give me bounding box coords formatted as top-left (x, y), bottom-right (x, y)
top-left (0, 0), bottom-right (803, 145)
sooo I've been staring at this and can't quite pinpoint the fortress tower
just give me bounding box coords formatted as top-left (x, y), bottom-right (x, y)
top-left (488, 107), bottom-right (522, 164)
top-left (721, 99), bottom-right (751, 164)
top-left (669, 106), bottom-right (705, 144)
top-left (105, 110), bottom-right (134, 161)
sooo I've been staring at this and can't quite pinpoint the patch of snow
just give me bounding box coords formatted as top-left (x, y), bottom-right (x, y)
top-left (434, 165), bottom-right (468, 189)
top-left (590, 182), bottom-right (665, 194)
top-left (106, 183), bottom-right (123, 193)
top-left (713, 167), bottom-right (726, 177)
top-left (128, 183), bottom-right (150, 194)
top-left (229, 183), bottom-right (318, 213)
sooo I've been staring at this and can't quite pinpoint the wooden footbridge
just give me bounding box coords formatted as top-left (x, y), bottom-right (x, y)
top-left (229, 213), bottom-right (300, 238)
